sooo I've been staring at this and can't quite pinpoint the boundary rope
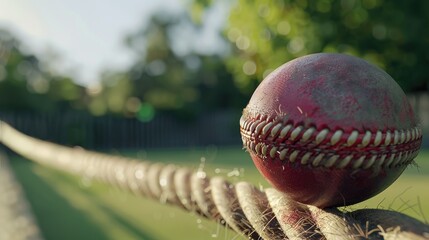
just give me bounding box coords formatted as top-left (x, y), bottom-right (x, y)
top-left (0, 121), bottom-right (428, 240)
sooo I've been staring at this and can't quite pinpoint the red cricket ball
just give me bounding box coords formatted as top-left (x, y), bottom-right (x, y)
top-left (240, 53), bottom-right (422, 208)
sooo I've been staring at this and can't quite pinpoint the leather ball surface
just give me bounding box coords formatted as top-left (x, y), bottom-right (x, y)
top-left (240, 53), bottom-right (422, 208)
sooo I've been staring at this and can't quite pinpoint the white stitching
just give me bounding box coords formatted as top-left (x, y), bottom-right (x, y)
top-left (255, 121), bottom-right (265, 135)
top-left (385, 154), bottom-right (395, 167)
top-left (269, 147), bottom-right (277, 158)
top-left (240, 115), bottom-right (422, 170)
top-left (347, 130), bottom-right (359, 146)
top-left (290, 126), bottom-right (303, 140)
top-left (312, 154), bottom-right (324, 167)
top-left (289, 150), bottom-right (299, 162)
top-left (331, 130), bottom-right (343, 145)
top-left (250, 119), bottom-right (261, 133)
top-left (353, 156), bottom-right (365, 169)
top-left (377, 154), bottom-right (387, 167)
top-left (338, 155), bottom-right (352, 168)
top-left (324, 155), bottom-right (339, 168)
top-left (374, 131), bottom-right (382, 146)
top-left (363, 156), bottom-right (376, 169)
top-left (302, 127), bottom-right (315, 142)
top-left (392, 152), bottom-right (402, 167)
top-left (301, 152), bottom-right (312, 165)
top-left (262, 122), bottom-right (273, 135)
top-left (400, 131), bottom-right (406, 144)
top-left (393, 130), bottom-right (400, 144)
top-left (384, 131), bottom-right (392, 145)
top-left (270, 123), bottom-right (282, 137)
top-left (279, 125), bottom-right (292, 139)
top-left (279, 149), bottom-right (288, 160)
top-left (315, 129), bottom-right (329, 145)
top-left (361, 131), bottom-right (371, 147)
top-left (261, 144), bottom-right (268, 156)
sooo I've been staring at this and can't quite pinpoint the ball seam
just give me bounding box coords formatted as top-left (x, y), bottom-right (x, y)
top-left (240, 115), bottom-right (422, 170)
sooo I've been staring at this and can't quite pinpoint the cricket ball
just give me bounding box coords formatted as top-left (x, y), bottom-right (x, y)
top-left (240, 53), bottom-right (422, 208)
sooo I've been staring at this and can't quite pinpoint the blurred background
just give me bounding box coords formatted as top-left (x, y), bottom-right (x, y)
top-left (0, 0), bottom-right (428, 239)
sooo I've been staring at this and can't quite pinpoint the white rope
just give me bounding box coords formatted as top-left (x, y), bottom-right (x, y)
top-left (0, 121), bottom-right (428, 240)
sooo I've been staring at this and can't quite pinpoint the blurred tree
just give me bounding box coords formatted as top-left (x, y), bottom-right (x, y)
top-left (0, 29), bottom-right (85, 113)
top-left (127, 14), bottom-right (198, 115)
top-left (194, 0), bottom-right (429, 93)
top-left (86, 72), bottom-right (132, 116)
top-left (95, 12), bottom-right (247, 120)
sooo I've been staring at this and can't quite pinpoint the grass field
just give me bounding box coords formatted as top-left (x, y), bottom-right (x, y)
top-left (8, 147), bottom-right (429, 240)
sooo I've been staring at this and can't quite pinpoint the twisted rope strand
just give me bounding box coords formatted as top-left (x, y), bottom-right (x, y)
top-left (0, 121), bottom-right (428, 240)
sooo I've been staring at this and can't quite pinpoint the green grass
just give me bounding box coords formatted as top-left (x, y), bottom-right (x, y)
top-left (9, 147), bottom-right (429, 240)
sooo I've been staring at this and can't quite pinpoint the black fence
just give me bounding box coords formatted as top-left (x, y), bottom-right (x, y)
top-left (0, 111), bottom-right (243, 150)
top-left (1, 93), bottom-right (428, 150)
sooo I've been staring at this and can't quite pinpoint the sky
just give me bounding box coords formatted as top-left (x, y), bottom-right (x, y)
top-left (0, 0), bottom-right (229, 86)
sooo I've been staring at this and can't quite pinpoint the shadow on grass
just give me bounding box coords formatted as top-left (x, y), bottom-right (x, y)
top-left (81, 189), bottom-right (157, 240)
top-left (10, 156), bottom-right (157, 240)
top-left (9, 158), bottom-right (110, 240)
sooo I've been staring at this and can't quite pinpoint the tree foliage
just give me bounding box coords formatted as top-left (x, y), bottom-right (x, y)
top-left (90, 13), bottom-right (247, 119)
top-left (221, 0), bottom-right (429, 93)
top-left (0, 11), bottom-right (247, 119)
top-left (0, 29), bottom-right (85, 113)
top-left (5, 1), bottom-right (424, 119)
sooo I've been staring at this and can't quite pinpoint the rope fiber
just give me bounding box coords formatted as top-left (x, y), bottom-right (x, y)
top-left (0, 121), bottom-right (428, 240)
